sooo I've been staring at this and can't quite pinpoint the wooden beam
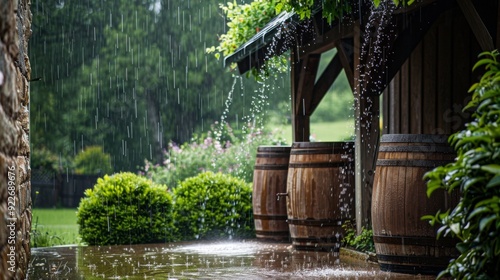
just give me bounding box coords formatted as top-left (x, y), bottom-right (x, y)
top-left (309, 53), bottom-right (343, 113)
top-left (457, 0), bottom-right (495, 51)
top-left (335, 39), bottom-right (355, 91)
top-left (295, 54), bottom-right (321, 115)
top-left (290, 47), bottom-right (316, 142)
top-left (310, 10), bottom-right (326, 46)
top-left (290, 47), bottom-right (305, 142)
top-left (299, 23), bottom-right (354, 58)
top-left (293, 115), bottom-right (311, 142)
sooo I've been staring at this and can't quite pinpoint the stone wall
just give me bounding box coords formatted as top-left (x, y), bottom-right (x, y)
top-left (0, 0), bottom-right (32, 279)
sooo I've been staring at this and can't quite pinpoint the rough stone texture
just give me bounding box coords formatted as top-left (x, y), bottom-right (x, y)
top-left (0, 0), bottom-right (32, 279)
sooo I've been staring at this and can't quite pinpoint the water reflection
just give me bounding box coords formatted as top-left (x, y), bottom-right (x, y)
top-left (28, 240), bottom-right (434, 279)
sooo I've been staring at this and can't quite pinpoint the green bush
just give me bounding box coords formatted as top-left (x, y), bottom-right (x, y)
top-left (74, 146), bottom-right (113, 175)
top-left (173, 172), bottom-right (254, 240)
top-left (31, 146), bottom-right (71, 173)
top-left (424, 50), bottom-right (500, 279)
top-left (77, 172), bottom-right (175, 245)
top-left (142, 122), bottom-right (287, 187)
top-left (342, 221), bottom-right (375, 253)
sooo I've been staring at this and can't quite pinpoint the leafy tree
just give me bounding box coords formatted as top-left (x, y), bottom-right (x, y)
top-left (30, 146), bottom-right (60, 173)
top-left (30, 0), bottom-right (290, 172)
top-left (30, 0), bottom-right (121, 157)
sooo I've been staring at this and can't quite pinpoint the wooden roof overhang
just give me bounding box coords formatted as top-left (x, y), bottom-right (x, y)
top-left (224, 0), bottom-right (500, 232)
top-left (225, 0), bottom-right (459, 139)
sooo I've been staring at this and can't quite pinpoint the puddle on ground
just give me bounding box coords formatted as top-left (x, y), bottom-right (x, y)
top-left (28, 240), bottom-right (435, 279)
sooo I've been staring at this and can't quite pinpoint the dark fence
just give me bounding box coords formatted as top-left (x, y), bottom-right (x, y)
top-left (31, 169), bottom-right (57, 208)
top-left (31, 170), bottom-right (100, 208)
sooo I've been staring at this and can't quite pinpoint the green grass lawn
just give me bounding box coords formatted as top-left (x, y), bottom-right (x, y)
top-left (275, 119), bottom-right (355, 143)
top-left (31, 208), bottom-right (79, 247)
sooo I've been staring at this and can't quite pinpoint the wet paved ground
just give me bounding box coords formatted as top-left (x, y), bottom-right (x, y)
top-left (28, 240), bottom-right (436, 279)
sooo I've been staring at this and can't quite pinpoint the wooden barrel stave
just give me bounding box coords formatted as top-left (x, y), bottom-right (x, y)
top-left (372, 134), bottom-right (459, 274)
top-left (252, 146), bottom-right (291, 241)
top-left (287, 142), bottom-right (355, 251)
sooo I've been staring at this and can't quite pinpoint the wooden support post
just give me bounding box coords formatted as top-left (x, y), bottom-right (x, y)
top-left (353, 0), bottom-right (396, 234)
top-left (291, 49), bottom-right (320, 142)
top-left (290, 47), bottom-right (311, 142)
top-left (354, 91), bottom-right (380, 234)
top-left (353, 21), bottom-right (378, 234)
top-left (293, 115), bottom-right (311, 142)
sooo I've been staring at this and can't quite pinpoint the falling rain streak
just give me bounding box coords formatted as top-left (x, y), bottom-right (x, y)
top-left (29, 1), bottom-right (291, 172)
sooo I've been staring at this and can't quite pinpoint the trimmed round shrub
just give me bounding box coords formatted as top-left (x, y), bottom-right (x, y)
top-left (173, 171), bottom-right (254, 240)
top-left (77, 172), bottom-right (175, 245)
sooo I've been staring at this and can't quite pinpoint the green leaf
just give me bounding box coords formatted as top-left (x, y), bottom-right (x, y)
top-left (426, 179), bottom-right (444, 197)
top-left (481, 164), bottom-right (500, 175)
top-left (450, 223), bottom-right (461, 235)
top-left (463, 177), bottom-right (484, 191)
top-left (476, 196), bottom-right (500, 207)
top-left (473, 58), bottom-right (496, 71)
top-left (486, 175), bottom-right (500, 188)
top-left (468, 206), bottom-right (491, 220)
top-left (479, 215), bottom-right (497, 232)
top-left (456, 242), bottom-right (468, 253)
top-left (495, 238), bottom-right (500, 255)
top-left (468, 82), bottom-right (480, 93)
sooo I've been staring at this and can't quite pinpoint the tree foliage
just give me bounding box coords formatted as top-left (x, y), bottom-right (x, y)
top-left (30, 0), bottom-right (290, 171)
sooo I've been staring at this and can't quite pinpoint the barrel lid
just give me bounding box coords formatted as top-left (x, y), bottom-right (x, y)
top-left (291, 141), bottom-right (354, 148)
top-left (291, 141), bottom-right (354, 155)
top-left (380, 134), bottom-right (450, 144)
top-left (257, 145), bottom-right (291, 152)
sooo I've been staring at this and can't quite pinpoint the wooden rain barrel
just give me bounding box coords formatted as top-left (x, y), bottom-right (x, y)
top-left (286, 142), bottom-right (355, 251)
top-left (252, 146), bottom-right (291, 241)
top-left (372, 134), bottom-right (459, 274)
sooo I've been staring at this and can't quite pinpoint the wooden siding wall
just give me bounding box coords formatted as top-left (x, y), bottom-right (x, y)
top-left (382, 7), bottom-right (482, 135)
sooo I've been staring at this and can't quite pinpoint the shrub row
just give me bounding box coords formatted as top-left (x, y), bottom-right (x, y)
top-left (32, 145), bottom-right (113, 175)
top-left (77, 171), bottom-right (253, 245)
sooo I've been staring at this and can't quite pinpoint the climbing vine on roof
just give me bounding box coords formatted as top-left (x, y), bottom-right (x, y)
top-left (207, 0), bottom-right (414, 76)
top-left (275, 0), bottom-right (414, 22)
top-left (206, 0), bottom-right (277, 60)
